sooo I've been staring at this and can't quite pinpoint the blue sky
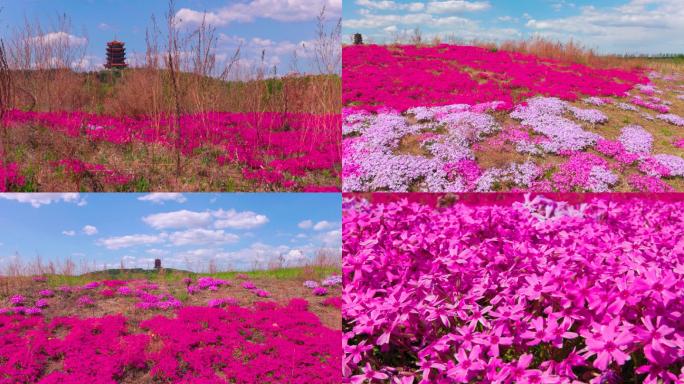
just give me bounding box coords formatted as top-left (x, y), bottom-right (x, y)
top-left (0, 193), bottom-right (341, 273)
top-left (0, 0), bottom-right (341, 75)
top-left (343, 0), bottom-right (684, 54)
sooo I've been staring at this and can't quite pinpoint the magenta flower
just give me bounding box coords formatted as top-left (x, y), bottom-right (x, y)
top-left (9, 295), bottom-right (24, 306)
top-left (521, 317), bottom-right (551, 346)
top-left (35, 299), bottom-right (49, 308)
top-left (312, 287), bottom-right (328, 296)
top-left (77, 295), bottom-right (95, 307)
top-left (639, 316), bottom-right (676, 363)
top-left (581, 319), bottom-right (633, 370)
top-left (350, 363), bottom-right (389, 384)
top-left (474, 325), bottom-right (513, 357)
top-left (446, 346), bottom-right (485, 383)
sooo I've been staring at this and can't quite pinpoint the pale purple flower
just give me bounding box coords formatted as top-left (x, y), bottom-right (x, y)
top-left (568, 106), bottom-right (608, 124)
top-left (617, 102), bottom-right (638, 111)
top-left (322, 275), bottom-right (342, 286)
top-left (654, 154), bottom-right (684, 176)
top-left (657, 114), bottom-right (684, 126)
top-left (618, 125), bottom-right (652, 155)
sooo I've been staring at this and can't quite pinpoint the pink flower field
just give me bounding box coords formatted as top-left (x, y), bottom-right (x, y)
top-left (342, 194), bottom-right (684, 383)
top-left (1, 110), bottom-right (340, 192)
top-left (343, 44), bottom-right (684, 192)
top-left (0, 273), bottom-right (342, 383)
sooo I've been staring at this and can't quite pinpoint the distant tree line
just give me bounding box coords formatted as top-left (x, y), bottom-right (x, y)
top-left (619, 53), bottom-right (684, 59)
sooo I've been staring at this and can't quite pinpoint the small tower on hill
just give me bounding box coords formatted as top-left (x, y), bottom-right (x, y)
top-left (353, 33), bottom-right (363, 45)
top-left (104, 40), bottom-right (127, 69)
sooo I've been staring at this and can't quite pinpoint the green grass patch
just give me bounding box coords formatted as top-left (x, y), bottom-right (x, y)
top-left (41, 266), bottom-right (340, 288)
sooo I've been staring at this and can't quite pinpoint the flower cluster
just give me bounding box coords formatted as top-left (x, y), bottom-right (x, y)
top-left (54, 158), bottom-right (132, 186)
top-left (631, 96), bottom-right (670, 113)
top-left (77, 295), bottom-right (95, 307)
top-left (313, 287), bottom-right (329, 296)
top-left (510, 97), bottom-right (601, 153)
top-left (323, 296), bottom-right (343, 309)
top-left (618, 125), bottom-right (653, 155)
top-left (657, 113), bottom-right (684, 126)
top-left (207, 297), bottom-right (238, 308)
top-left (551, 152), bottom-right (618, 192)
top-left (322, 275), bottom-right (343, 286)
top-left (0, 161), bottom-right (26, 192)
top-left (343, 195), bottom-right (684, 383)
top-left (343, 45), bottom-right (645, 112)
top-left (194, 276), bottom-right (232, 291)
top-left (136, 292), bottom-right (182, 310)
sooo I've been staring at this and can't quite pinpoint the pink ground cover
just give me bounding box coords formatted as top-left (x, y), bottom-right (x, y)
top-left (3, 110), bottom-right (341, 190)
top-left (343, 195), bottom-right (684, 383)
top-left (343, 45), bottom-right (647, 112)
top-left (0, 161), bottom-right (25, 192)
top-left (0, 301), bottom-right (340, 383)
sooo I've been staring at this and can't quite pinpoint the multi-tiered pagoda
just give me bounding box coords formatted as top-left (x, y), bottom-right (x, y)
top-left (104, 41), bottom-right (127, 69)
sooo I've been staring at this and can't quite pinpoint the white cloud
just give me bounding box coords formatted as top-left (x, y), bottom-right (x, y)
top-left (143, 210), bottom-right (212, 229)
top-left (426, 1), bottom-right (491, 13)
top-left (71, 55), bottom-right (104, 71)
top-left (176, 0), bottom-right (341, 27)
top-left (138, 193), bottom-right (187, 204)
top-left (168, 228), bottom-right (239, 246)
top-left (213, 209), bottom-right (269, 229)
top-left (98, 234), bottom-right (163, 250)
top-left (524, 0), bottom-right (684, 54)
top-left (30, 31), bottom-right (87, 46)
top-left (82, 225), bottom-right (98, 236)
top-left (0, 193), bottom-right (85, 208)
top-left (173, 248), bottom-right (219, 261)
top-left (146, 248), bottom-right (169, 256)
top-left (356, 0), bottom-right (425, 11)
top-left (284, 249), bottom-right (306, 262)
top-left (319, 229), bottom-right (342, 247)
top-left (119, 255), bottom-right (157, 269)
top-left (298, 220), bottom-right (313, 229)
top-left (345, 0), bottom-right (684, 51)
top-left (344, 12), bottom-right (475, 30)
top-left (62, 230), bottom-right (76, 236)
top-left (313, 220), bottom-right (335, 231)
